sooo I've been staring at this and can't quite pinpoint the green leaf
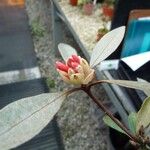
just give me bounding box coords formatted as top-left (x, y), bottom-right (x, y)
top-left (58, 43), bottom-right (77, 62)
top-left (137, 97), bottom-right (150, 133)
top-left (145, 125), bottom-right (150, 137)
top-left (128, 113), bottom-right (137, 134)
top-left (103, 80), bottom-right (150, 96)
top-left (90, 26), bottom-right (125, 68)
top-left (145, 145), bottom-right (150, 150)
top-left (0, 92), bottom-right (66, 150)
top-left (103, 115), bottom-right (126, 135)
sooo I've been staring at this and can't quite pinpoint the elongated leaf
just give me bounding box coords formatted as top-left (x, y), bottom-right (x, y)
top-left (58, 43), bottom-right (77, 62)
top-left (103, 80), bottom-right (150, 96)
top-left (0, 92), bottom-right (66, 150)
top-left (90, 26), bottom-right (125, 68)
top-left (146, 145), bottom-right (150, 150)
top-left (137, 78), bottom-right (148, 83)
top-left (137, 97), bottom-right (150, 132)
top-left (128, 113), bottom-right (137, 134)
top-left (103, 115), bottom-right (126, 135)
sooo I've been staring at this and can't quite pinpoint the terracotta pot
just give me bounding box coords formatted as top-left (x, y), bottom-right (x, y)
top-left (69, 0), bottom-right (78, 6)
top-left (102, 5), bottom-right (114, 18)
top-left (83, 3), bottom-right (94, 15)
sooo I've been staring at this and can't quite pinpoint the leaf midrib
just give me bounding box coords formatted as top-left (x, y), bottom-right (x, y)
top-left (91, 32), bottom-right (120, 68)
top-left (0, 93), bottom-right (66, 137)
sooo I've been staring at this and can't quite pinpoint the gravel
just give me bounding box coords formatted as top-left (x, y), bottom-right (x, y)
top-left (58, 0), bottom-right (111, 53)
top-left (25, 0), bottom-right (113, 149)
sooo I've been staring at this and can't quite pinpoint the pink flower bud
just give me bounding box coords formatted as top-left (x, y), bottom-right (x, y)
top-left (56, 55), bottom-right (95, 85)
top-left (72, 55), bottom-right (80, 63)
top-left (56, 61), bottom-right (69, 72)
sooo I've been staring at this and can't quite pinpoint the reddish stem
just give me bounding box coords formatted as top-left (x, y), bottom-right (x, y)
top-left (81, 85), bottom-right (138, 143)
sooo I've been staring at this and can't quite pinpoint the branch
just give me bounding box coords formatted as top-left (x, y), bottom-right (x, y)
top-left (81, 85), bottom-right (138, 143)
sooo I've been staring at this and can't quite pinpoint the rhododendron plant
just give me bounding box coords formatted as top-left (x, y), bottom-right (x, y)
top-left (0, 26), bottom-right (150, 150)
top-left (56, 55), bottom-right (95, 85)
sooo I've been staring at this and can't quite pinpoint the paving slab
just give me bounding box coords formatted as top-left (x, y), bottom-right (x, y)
top-left (0, 3), bottom-right (37, 72)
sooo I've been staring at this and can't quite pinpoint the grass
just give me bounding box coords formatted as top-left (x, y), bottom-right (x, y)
top-left (30, 18), bottom-right (46, 39)
top-left (46, 77), bottom-right (55, 89)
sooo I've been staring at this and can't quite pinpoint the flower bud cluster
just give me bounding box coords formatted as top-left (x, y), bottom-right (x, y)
top-left (56, 55), bottom-right (94, 85)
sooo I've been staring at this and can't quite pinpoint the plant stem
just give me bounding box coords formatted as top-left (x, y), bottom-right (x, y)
top-left (89, 80), bottom-right (108, 88)
top-left (66, 87), bottom-right (82, 96)
top-left (81, 85), bottom-right (138, 143)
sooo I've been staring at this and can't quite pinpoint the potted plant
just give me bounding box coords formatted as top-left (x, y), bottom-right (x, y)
top-left (101, 0), bottom-right (115, 18)
top-left (78, 0), bottom-right (94, 15)
top-left (69, 0), bottom-right (78, 6)
top-left (96, 25), bottom-right (109, 41)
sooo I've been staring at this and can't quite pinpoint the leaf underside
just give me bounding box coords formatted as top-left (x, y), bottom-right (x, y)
top-left (90, 26), bottom-right (125, 68)
top-left (103, 80), bottom-right (150, 96)
top-left (0, 92), bottom-right (66, 150)
top-left (58, 43), bottom-right (77, 62)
